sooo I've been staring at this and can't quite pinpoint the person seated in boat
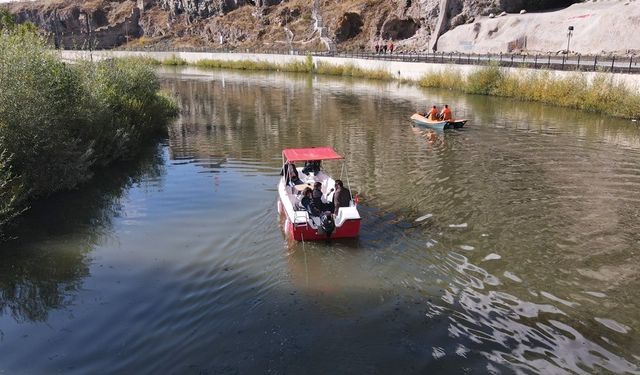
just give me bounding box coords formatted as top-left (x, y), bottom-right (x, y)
top-left (301, 160), bottom-right (321, 175)
top-left (333, 179), bottom-right (352, 216)
top-left (312, 182), bottom-right (335, 213)
top-left (425, 105), bottom-right (438, 120)
top-left (301, 187), bottom-right (322, 217)
top-left (281, 162), bottom-right (303, 186)
top-left (439, 104), bottom-right (453, 121)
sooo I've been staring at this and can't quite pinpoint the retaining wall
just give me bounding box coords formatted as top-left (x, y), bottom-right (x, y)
top-left (59, 50), bottom-right (640, 90)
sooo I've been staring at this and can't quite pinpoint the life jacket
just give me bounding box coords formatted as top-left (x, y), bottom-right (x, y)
top-left (441, 107), bottom-right (452, 120)
top-left (427, 108), bottom-right (437, 120)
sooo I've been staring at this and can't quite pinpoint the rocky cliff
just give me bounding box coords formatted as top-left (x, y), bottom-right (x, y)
top-left (6, 0), bottom-right (632, 55)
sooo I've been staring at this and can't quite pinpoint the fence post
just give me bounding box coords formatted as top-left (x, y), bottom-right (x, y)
top-left (534, 54), bottom-right (537, 69)
top-left (467, 53), bottom-right (470, 65)
top-left (611, 56), bottom-right (615, 72)
top-left (577, 54), bottom-right (581, 70)
top-left (561, 54), bottom-right (565, 70)
top-left (511, 54), bottom-right (514, 67)
top-left (630, 57), bottom-right (633, 74)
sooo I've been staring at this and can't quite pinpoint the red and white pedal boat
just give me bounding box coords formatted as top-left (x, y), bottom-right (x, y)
top-left (278, 147), bottom-right (361, 241)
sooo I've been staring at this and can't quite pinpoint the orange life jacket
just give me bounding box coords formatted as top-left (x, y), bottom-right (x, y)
top-left (427, 108), bottom-right (438, 120)
top-left (441, 107), bottom-right (452, 120)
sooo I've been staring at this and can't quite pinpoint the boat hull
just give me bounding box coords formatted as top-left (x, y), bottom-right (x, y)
top-left (411, 113), bottom-right (467, 130)
top-left (286, 217), bottom-right (361, 241)
top-left (278, 174), bottom-right (361, 242)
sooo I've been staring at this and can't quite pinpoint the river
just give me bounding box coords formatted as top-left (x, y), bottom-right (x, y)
top-left (1, 67), bottom-right (639, 374)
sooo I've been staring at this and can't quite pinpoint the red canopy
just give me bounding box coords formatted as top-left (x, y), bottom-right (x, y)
top-left (282, 147), bottom-right (343, 162)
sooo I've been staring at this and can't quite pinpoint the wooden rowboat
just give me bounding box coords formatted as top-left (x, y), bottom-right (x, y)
top-left (410, 113), bottom-right (468, 130)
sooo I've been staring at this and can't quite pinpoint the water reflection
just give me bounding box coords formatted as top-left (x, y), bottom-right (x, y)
top-left (158, 68), bottom-right (639, 372)
top-left (0, 145), bottom-right (166, 322)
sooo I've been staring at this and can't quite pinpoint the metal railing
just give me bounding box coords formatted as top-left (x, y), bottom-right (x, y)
top-left (111, 45), bottom-right (640, 74)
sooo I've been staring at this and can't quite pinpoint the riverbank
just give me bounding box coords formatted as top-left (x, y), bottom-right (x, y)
top-left (0, 30), bottom-right (178, 239)
top-left (60, 50), bottom-right (640, 120)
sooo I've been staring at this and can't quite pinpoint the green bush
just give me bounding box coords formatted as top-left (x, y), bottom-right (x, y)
top-left (418, 69), bottom-right (464, 89)
top-left (315, 62), bottom-right (392, 80)
top-left (465, 64), bottom-right (504, 95)
top-left (0, 26), bottom-right (177, 237)
top-left (162, 54), bottom-right (187, 66)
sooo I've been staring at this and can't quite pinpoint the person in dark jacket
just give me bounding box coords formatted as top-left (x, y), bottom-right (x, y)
top-left (301, 187), bottom-right (321, 217)
top-left (281, 162), bottom-right (303, 186)
top-left (312, 182), bottom-right (334, 213)
top-left (301, 160), bottom-right (321, 175)
top-left (333, 179), bottom-right (351, 215)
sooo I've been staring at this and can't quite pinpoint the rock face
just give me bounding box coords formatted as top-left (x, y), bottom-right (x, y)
top-left (7, 1), bottom-right (142, 49)
top-left (437, 1), bottom-right (640, 55)
top-left (1, 0), bottom-right (598, 53)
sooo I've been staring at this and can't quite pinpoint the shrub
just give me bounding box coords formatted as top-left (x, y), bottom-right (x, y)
top-left (315, 62), bottom-right (392, 80)
top-left (0, 27), bottom-right (177, 237)
top-left (465, 64), bottom-right (504, 95)
top-left (418, 69), bottom-right (463, 89)
top-left (0, 31), bottom-right (93, 198)
top-left (162, 54), bottom-right (187, 66)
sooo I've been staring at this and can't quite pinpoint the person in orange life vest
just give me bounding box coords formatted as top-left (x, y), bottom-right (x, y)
top-left (439, 104), bottom-right (452, 121)
top-left (425, 105), bottom-right (438, 120)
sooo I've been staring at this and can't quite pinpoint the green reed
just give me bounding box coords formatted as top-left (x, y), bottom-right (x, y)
top-left (315, 61), bottom-right (393, 80)
top-left (0, 27), bottom-right (178, 238)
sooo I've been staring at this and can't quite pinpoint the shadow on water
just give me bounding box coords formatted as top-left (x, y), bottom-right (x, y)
top-left (0, 144), bottom-right (166, 322)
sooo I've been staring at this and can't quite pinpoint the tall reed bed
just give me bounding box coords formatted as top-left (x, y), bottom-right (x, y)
top-left (315, 61), bottom-right (393, 80)
top-left (419, 65), bottom-right (640, 119)
top-left (192, 54), bottom-right (314, 73)
top-left (156, 53), bottom-right (390, 79)
top-left (0, 28), bottom-right (178, 237)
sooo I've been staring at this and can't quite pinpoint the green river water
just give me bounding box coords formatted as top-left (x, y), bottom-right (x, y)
top-left (0, 67), bottom-right (639, 374)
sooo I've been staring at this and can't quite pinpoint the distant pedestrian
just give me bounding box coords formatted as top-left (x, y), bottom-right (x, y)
top-left (389, 42), bottom-right (394, 54)
top-left (375, 43), bottom-right (379, 54)
top-left (382, 43), bottom-right (388, 54)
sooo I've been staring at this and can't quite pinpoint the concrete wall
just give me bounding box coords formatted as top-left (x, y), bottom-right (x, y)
top-left (59, 50), bottom-right (640, 90)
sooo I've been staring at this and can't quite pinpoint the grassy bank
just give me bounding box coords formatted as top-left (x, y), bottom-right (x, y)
top-left (419, 65), bottom-right (640, 119)
top-left (0, 25), bottom-right (178, 238)
top-left (137, 54), bottom-right (394, 80)
top-left (139, 53), bottom-right (638, 119)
